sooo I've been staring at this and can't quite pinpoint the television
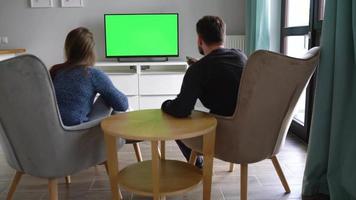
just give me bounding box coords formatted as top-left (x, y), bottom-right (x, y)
top-left (104, 13), bottom-right (179, 59)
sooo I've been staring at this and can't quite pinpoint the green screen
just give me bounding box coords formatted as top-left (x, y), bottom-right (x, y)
top-left (105, 14), bottom-right (179, 57)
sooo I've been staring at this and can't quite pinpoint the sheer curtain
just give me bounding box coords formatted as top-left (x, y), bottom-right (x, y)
top-left (302, 0), bottom-right (356, 199)
top-left (245, 0), bottom-right (281, 55)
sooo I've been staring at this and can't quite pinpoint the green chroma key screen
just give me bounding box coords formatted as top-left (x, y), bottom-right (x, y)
top-left (105, 13), bottom-right (179, 57)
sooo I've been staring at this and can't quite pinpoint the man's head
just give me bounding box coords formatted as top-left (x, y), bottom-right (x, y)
top-left (196, 16), bottom-right (226, 55)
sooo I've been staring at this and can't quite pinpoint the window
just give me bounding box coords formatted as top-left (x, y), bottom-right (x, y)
top-left (281, 0), bottom-right (324, 141)
top-left (286, 0), bottom-right (310, 27)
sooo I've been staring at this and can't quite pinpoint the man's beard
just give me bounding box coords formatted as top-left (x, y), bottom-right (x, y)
top-left (198, 45), bottom-right (204, 55)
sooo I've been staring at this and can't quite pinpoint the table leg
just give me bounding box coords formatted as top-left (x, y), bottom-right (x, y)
top-left (104, 134), bottom-right (120, 200)
top-left (203, 130), bottom-right (216, 200)
top-left (160, 141), bottom-right (166, 160)
top-left (160, 141), bottom-right (166, 200)
top-left (151, 141), bottom-right (161, 200)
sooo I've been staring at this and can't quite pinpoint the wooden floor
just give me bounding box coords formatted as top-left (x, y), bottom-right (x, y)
top-left (0, 134), bottom-right (307, 200)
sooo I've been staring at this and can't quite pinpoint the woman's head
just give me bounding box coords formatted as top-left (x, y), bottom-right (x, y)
top-left (50, 27), bottom-right (95, 78)
top-left (64, 27), bottom-right (95, 66)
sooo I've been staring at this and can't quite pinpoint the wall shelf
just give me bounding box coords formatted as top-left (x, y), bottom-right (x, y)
top-left (0, 49), bottom-right (26, 61)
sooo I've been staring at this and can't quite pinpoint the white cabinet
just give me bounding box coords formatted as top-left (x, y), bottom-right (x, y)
top-left (127, 96), bottom-right (139, 111)
top-left (139, 74), bottom-right (184, 95)
top-left (140, 95), bottom-right (177, 110)
top-left (109, 74), bottom-right (138, 95)
top-left (95, 61), bottom-right (188, 110)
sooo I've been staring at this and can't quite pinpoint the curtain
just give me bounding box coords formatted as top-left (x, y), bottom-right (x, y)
top-left (302, 0), bottom-right (356, 199)
top-left (245, 0), bottom-right (281, 55)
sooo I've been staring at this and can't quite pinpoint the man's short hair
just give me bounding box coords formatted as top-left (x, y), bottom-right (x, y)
top-left (196, 16), bottom-right (226, 45)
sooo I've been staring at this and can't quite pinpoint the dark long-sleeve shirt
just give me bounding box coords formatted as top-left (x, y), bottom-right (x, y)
top-left (161, 48), bottom-right (247, 117)
top-left (52, 67), bottom-right (128, 126)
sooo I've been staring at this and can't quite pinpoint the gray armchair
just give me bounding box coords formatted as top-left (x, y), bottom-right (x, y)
top-left (0, 55), bottom-right (125, 200)
top-left (185, 47), bottom-right (320, 200)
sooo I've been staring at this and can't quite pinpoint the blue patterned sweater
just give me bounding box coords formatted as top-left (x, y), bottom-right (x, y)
top-left (52, 67), bottom-right (128, 126)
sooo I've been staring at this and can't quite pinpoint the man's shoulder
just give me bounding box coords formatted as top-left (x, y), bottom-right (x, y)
top-left (188, 57), bottom-right (206, 69)
top-left (221, 48), bottom-right (248, 65)
top-left (223, 48), bottom-right (247, 57)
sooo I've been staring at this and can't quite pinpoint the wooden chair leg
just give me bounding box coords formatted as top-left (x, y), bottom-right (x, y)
top-left (103, 161), bottom-right (123, 199)
top-left (48, 179), bottom-right (58, 200)
top-left (160, 141), bottom-right (166, 160)
top-left (157, 145), bottom-right (162, 159)
top-left (229, 163), bottom-right (234, 172)
top-left (240, 164), bottom-right (248, 200)
top-left (133, 143), bottom-right (143, 162)
top-left (188, 150), bottom-right (197, 165)
top-left (271, 156), bottom-right (291, 193)
top-left (104, 161), bottom-right (109, 175)
top-left (6, 171), bottom-right (23, 200)
top-left (65, 176), bottom-right (71, 185)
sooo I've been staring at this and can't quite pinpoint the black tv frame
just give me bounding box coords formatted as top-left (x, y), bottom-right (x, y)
top-left (104, 13), bottom-right (180, 60)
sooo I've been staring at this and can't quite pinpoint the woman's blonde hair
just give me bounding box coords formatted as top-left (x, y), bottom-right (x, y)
top-left (65, 27), bottom-right (95, 66)
top-left (50, 27), bottom-right (96, 78)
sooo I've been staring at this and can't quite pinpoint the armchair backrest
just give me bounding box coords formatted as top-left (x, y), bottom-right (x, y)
top-left (215, 47), bottom-right (320, 164)
top-left (0, 55), bottom-right (64, 172)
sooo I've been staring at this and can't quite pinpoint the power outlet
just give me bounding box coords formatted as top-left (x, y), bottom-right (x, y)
top-left (2, 37), bottom-right (8, 44)
top-left (0, 36), bottom-right (8, 45)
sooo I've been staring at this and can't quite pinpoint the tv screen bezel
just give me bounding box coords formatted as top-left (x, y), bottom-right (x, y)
top-left (104, 13), bottom-right (180, 58)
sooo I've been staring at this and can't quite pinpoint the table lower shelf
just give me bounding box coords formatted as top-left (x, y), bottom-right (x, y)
top-left (118, 160), bottom-right (203, 196)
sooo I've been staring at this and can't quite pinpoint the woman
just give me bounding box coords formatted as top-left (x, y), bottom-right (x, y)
top-left (50, 27), bottom-right (128, 126)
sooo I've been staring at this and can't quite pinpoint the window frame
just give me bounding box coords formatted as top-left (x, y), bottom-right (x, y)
top-left (280, 0), bottom-right (323, 142)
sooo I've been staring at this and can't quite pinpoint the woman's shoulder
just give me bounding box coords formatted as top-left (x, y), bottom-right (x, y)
top-left (50, 63), bottom-right (68, 78)
top-left (51, 63), bottom-right (66, 69)
top-left (87, 67), bottom-right (107, 76)
top-left (87, 67), bottom-right (111, 83)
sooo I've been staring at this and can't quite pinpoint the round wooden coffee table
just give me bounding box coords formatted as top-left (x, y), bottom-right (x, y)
top-left (101, 109), bottom-right (217, 200)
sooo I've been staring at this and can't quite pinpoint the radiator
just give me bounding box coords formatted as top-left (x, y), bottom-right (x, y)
top-left (225, 35), bottom-right (245, 51)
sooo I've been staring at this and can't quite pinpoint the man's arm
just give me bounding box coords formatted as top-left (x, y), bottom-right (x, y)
top-left (161, 65), bottom-right (203, 117)
top-left (186, 56), bottom-right (198, 66)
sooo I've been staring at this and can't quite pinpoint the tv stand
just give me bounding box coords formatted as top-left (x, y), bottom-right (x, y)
top-left (95, 61), bottom-right (188, 110)
top-left (117, 57), bottom-right (168, 62)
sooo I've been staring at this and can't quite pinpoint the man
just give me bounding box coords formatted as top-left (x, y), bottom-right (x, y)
top-left (161, 16), bottom-right (247, 167)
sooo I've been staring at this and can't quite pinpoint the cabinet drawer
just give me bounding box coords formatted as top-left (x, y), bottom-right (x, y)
top-left (109, 74), bottom-right (138, 96)
top-left (140, 95), bottom-right (176, 110)
top-left (139, 74), bottom-right (184, 95)
top-left (128, 96), bottom-right (139, 111)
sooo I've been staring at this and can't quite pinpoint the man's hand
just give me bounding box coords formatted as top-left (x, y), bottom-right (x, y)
top-left (186, 56), bottom-right (198, 66)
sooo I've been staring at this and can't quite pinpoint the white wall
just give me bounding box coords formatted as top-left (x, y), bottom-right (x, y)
top-left (0, 0), bottom-right (245, 67)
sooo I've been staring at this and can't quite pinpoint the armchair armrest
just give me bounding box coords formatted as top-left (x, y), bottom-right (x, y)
top-left (87, 96), bottom-right (113, 120)
top-left (210, 113), bottom-right (234, 120)
top-left (63, 118), bottom-right (105, 131)
top-left (63, 96), bottom-right (113, 131)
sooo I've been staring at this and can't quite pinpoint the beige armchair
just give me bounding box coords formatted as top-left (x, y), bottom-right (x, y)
top-left (184, 47), bottom-right (320, 200)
